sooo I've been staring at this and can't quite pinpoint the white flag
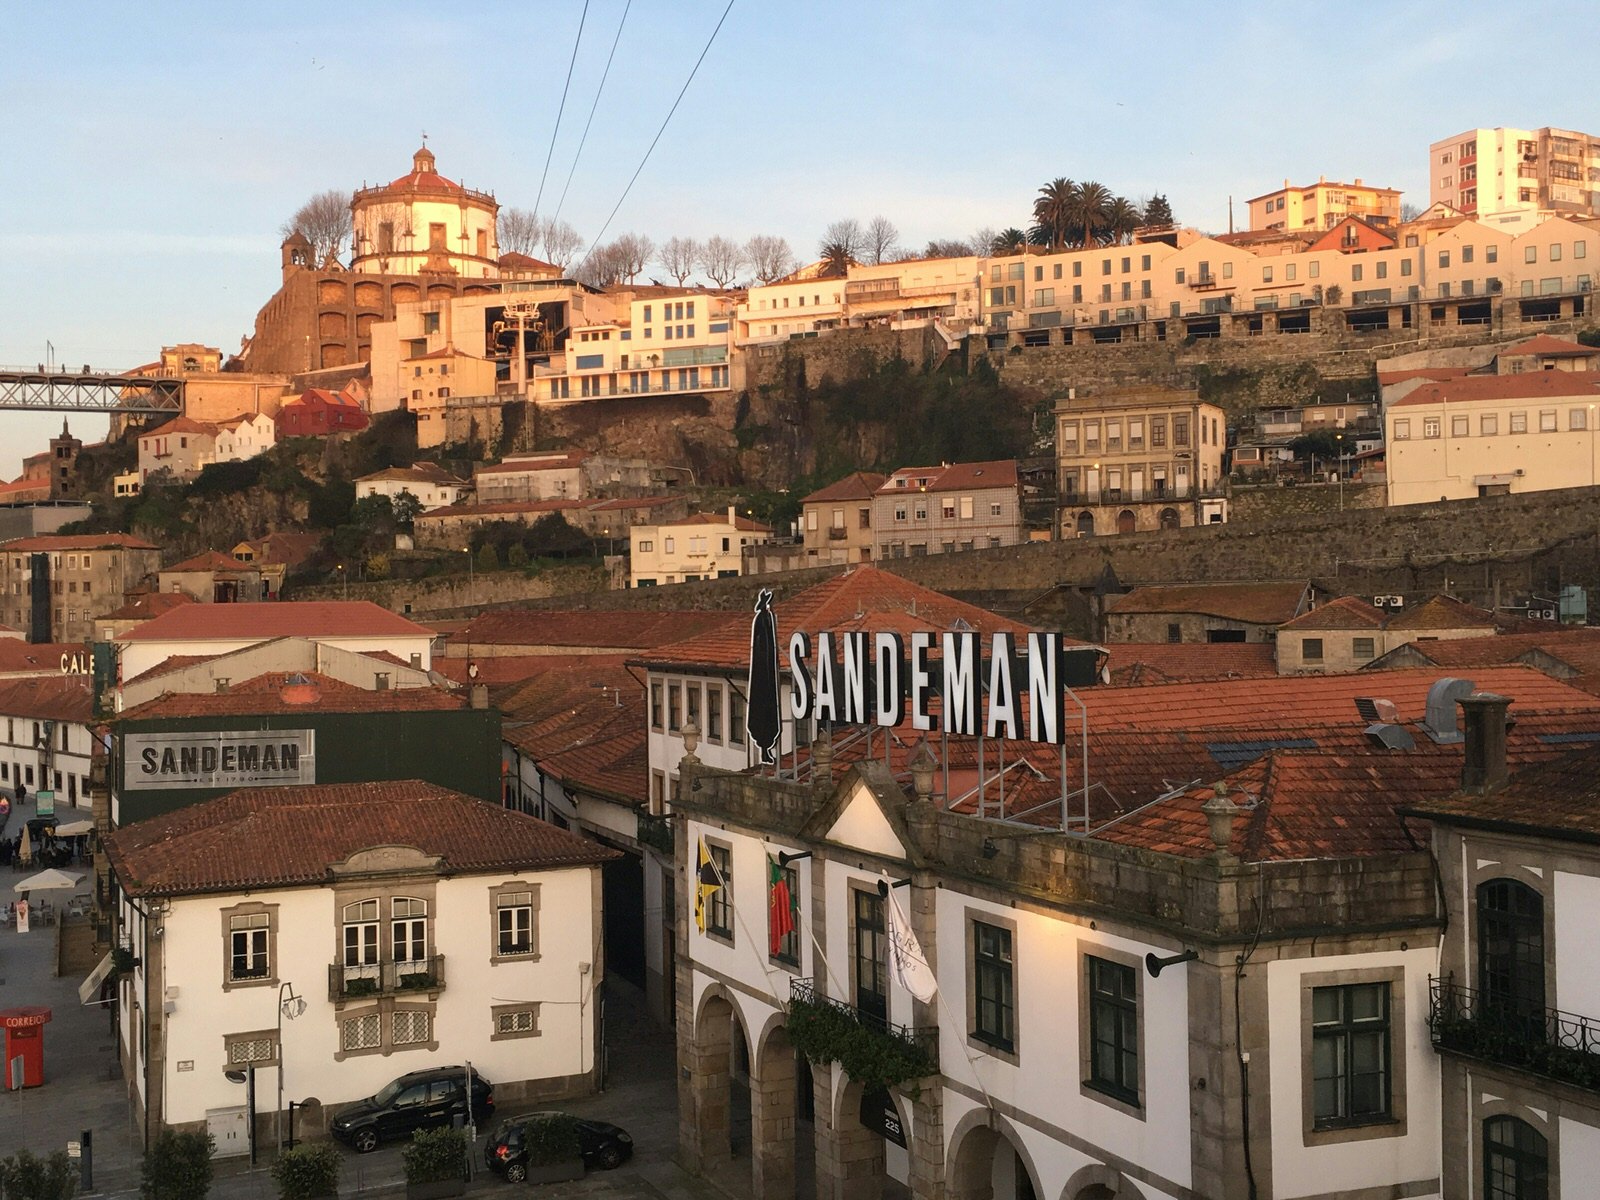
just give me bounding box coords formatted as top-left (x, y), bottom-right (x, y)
top-left (883, 883), bottom-right (938, 1003)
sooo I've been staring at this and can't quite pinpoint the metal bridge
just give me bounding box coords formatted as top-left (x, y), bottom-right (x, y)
top-left (0, 367), bottom-right (183, 414)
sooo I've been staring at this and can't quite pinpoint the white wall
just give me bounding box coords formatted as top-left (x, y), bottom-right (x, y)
top-left (1561, 1117), bottom-right (1600, 1192)
top-left (120, 633), bottom-right (432, 684)
top-left (1554, 870), bottom-right (1600, 1018)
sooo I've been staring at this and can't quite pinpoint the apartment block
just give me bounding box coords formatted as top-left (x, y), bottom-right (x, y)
top-left (0, 534), bottom-right (162, 644)
top-left (629, 509), bottom-right (772, 587)
top-left (1249, 176), bottom-right (1403, 232)
top-left (1430, 125), bottom-right (1600, 222)
top-left (870, 460), bottom-right (1021, 559)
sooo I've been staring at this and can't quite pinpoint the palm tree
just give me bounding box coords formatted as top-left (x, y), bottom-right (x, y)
top-left (1072, 181), bottom-right (1114, 247)
top-left (1032, 177), bottom-right (1075, 249)
top-left (992, 228), bottom-right (1028, 255)
top-left (1105, 196), bottom-right (1142, 245)
top-left (818, 240), bottom-right (854, 277)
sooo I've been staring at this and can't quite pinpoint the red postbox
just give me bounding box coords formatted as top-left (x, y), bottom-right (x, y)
top-left (1, 1006), bottom-right (52, 1088)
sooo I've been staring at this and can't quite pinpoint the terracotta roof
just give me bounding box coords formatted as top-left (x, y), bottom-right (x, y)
top-left (0, 674), bottom-right (94, 723)
top-left (803, 472), bottom-right (889, 505)
top-left (118, 672), bottom-right (467, 721)
top-left (498, 252), bottom-right (560, 272)
top-left (454, 609), bottom-right (730, 651)
top-left (0, 479), bottom-right (50, 499)
top-left (1368, 628), bottom-right (1600, 671)
top-left (1280, 596), bottom-right (1388, 631)
top-left (372, 147), bottom-right (473, 198)
top-left (284, 388), bottom-right (363, 409)
top-left (633, 565), bottom-right (1044, 672)
top-left (239, 532), bottom-right (322, 569)
top-left (1385, 594), bottom-right (1497, 631)
top-left (1391, 371), bottom-right (1600, 408)
top-left (656, 512), bottom-right (771, 532)
top-left (1101, 642), bottom-right (1277, 686)
top-left (0, 641), bottom-right (88, 675)
top-left (473, 452), bottom-right (590, 475)
top-left (1377, 367), bottom-right (1475, 387)
top-left (103, 780), bottom-right (616, 899)
top-left (434, 656), bottom-right (564, 686)
top-left (1105, 581), bottom-right (1310, 625)
top-left (418, 499), bottom-right (586, 520)
top-left (356, 462), bottom-right (468, 486)
top-left (499, 658), bottom-right (646, 805)
top-left (162, 551), bottom-right (257, 574)
top-left (137, 416), bottom-right (218, 439)
top-left (1, 533), bottom-right (159, 552)
top-left (1401, 746), bottom-right (1600, 843)
top-left (878, 459), bottom-right (1018, 495)
top-left (116, 601), bottom-right (431, 644)
top-left (1500, 334), bottom-right (1595, 358)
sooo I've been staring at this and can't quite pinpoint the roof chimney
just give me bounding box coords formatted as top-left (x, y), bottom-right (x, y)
top-left (1459, 692), bottom-right (1512, 793)
top-left (470, 683), bottom-right (489, 710)
top-left (727, 504), bottom-right (736, 524)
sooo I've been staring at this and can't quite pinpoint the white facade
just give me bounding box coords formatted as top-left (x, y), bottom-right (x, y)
top-left (354, 471), bottom-right (469, 513)
top-left (214, 414), bottom-right (277, 464)
top-left (630, 511), bottom-right (770, 588)
top-left (0, 707), bottom-right (94, 808)
top-left (118, 630), bottom-right (433, 684)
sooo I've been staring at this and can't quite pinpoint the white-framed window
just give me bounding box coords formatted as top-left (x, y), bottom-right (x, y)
top-left (1394, 419), bottom-right (1410, 440)
top-left (1510, 411), bottom-right (1527, 433)
top-left (1540, 411), bottom-right (1558, 432)
top-left (497, 890), bottom-right (535, 956)
top-left (229, 913), bottom-right (269, 982)
top-left (392, 897), bottom-right (427, 964)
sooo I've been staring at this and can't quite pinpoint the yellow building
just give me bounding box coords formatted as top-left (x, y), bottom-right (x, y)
top-left (1385, 371), bottom-right (1600, 505)
top-left (629, 509), bottom-right (771, 587)
top-left (1248, 177), bottom-right (1403, 232)
top-left (736, 256), bottom-right (980, 346)
top-left (534, 289), bottom-right (737, 402)
top-left (798, 472), bottom-right (884, 566)
top-left (1055, 388), bottom-right (1227, 536)
top-left (402, 347), bottom-right (500, 449)
top-left (350, 146), bottom-right (499, 278)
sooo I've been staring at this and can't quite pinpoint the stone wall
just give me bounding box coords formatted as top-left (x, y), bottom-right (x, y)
top-left (1229, 481), bottom-right (1385, 523)
top-left (289, 562), bottom-right (609, 613)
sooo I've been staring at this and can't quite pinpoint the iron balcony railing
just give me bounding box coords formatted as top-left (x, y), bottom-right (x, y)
top-left (1429, 976), bottom-right (1600, 1093)
top-left (790, 977), bottom-right (939, 1074)
top-left (636, 811), bottom-right (674, 857)
top-left (329, 955), bottom-right (446, 1002)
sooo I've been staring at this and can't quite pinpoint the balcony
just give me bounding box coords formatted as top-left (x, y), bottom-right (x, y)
top-left (329, 955), bottom-right (445, 1002)
top-left (637, 811), bottom-right (673, 856)
top-left (1188, 273), bottom-right (1220, 290)
top-left (1429, 977), bottom-right (1600, 1093)
top-left (827, 526), bottom-right (848, 541)
top-left (788, 977), bottom-right (939, 1080)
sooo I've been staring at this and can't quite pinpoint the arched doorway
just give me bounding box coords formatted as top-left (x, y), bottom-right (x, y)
top-left (685, 988), bottom-right (752, 1177)
top-left (1061, 1163), bottom-right (1136, 1199)
top-left (948, 1113), bottom-right (1042, 1200)
top-left (824, 1077), bottom-right (910, 1200)
top-left (1158, 507), bottom-right (1180, 530)
top-left (1115, 509), bottom-right (1136, 535)
top-left (1076, 511), bottom-right (1095, 537)
top-left (750, 1019), bottom-right (803, 1200)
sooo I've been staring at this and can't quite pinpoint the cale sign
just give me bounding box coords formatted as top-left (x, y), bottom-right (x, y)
top-left (123, 730), bottom-right (315, 790)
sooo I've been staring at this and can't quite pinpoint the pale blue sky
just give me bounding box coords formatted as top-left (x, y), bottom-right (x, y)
top-left (1, 1), bottom-right (1595, 474)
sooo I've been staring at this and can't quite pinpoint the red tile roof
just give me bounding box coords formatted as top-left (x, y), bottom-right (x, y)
top-left (162, 552), bottom-right (257, 574)
top-left (878, 459), bottom-right (1018, 495)
top-left (0, 479), bottom-right (50, 499)
top-left (118, 672), bottom-right (466, 720)
top-left (1384, 594), bottom-right (1497, 631)
top-left (1391, 371), bottom-right (1600, 408)
top-left (633, 566), bottom-right (1044, 672)
top-left (473, 452), bottom-right (590, 475)
top-left (1105, 581), bottom-right (1310, 625)
top-left (1368, 628), bottom-right (1600, 671)
top-left (239, 532), bottom-right (323, 569)
top-left (115, 600), bottom-right (432, 644)
top-left (454, 609), bottom-right (731, 651)
top-left (103, 780), bottom-right (618, 898)
top-left (499, 658), bottom-right (646, 805)
top-left (1280, 595), bottom-right (1387, 631)
top-left (1402, 746), bottom-right (1600, 842)
top-left (0, 674), bottom-right (94, 723)
top-left (803, 472), bottom-right (888, 505)
top-left (137, 416), bottom-right (218, 439)
top-left (0, 641), bottom-right (88, 675)
top-left (1101, 642), bottom-right (1277, 685)
top-left (419, 499), bottom-right (586, 520)
top-left (1, 533), bottom-right (159, 552)
top-left (1377, 366), bottom-right (1474, 387)
top-left (498, 252), bottom-right (561, 272)
top-left (657, 512), bottom-right (771, 532)
top-left (356, 462), bottom-right (468, 486)
top-left (1500, 334), bottom-right (1595, 358)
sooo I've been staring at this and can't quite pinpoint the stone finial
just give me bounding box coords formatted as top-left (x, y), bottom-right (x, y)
top-left (908, 737), bottom-right (938, 801)
top-left (1200, 780), bottom-right (1240, 856)
top-left (812, 724), bottom-right (834, 783)
top-left (680, 720), bottom-right (701, 764)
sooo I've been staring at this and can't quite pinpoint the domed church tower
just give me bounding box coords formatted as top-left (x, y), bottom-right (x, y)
top-left (350, 145), bottom-right (500, 277)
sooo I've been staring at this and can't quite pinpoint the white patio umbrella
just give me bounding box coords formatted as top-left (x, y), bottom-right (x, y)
top-left (13, 868), bottom-right (85, 894)
top-left (54, 819), bottom-right (94, 837)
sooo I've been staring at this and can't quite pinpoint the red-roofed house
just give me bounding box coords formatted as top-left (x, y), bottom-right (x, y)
top-left (276, 386), bottom-right (371, 438)
top-left (0, 673), bottom-right (96, 808)
top-left (871, 460), bottom-right (1022, 558)
top-left (1493, 333), bottom-right (1600, 375)
top-left (628, 507), bottom-right (772, 587)
top-left (156, 552), bottom-right (269, 604)
top-left (137, 416), bottom-right (220, 483)
top-left (1282, 592), bottom-right (1546, 676)
top-left (354, 461), bottom-right (470, 511)
top-left (1385, 370), bottom-right (1600, 503)
top-left (800, 472), bottom-right (885, 565)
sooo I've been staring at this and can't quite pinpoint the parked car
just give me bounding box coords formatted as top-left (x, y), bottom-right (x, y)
top-left (330, 1066), bottom-right (494, 1153)
top-left (483, 1113), bottom-right (633, 1180)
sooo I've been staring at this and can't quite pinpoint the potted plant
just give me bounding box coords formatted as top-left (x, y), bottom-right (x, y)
top-left (342, 977), bottom-right (378, 998)
top-left (401, 1128), bottom-right (466, 1200)
top-left (271, 1144), bottom-right (340, 1200)
top-left (519, 1115), bottom-right (584, 1185)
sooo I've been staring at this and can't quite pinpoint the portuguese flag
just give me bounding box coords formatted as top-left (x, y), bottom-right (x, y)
top-left (769, 857), bottom-right (797, 956)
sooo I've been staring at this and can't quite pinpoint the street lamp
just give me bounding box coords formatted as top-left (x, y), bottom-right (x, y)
top-left (335, 563), bottom-right (347, 600)
top-left (1336, 433), bottom-right (1345, 511)
top-left (462, 546), bottom-right (474, 602)
top-left (276, 982), bottom-right (306, 1155)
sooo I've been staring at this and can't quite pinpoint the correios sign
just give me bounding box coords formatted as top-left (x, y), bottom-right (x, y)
top-left (123, 730), bottom-right (315, 791)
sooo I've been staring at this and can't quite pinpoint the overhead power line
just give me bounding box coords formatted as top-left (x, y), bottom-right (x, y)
top-left (574, 0), bottom-right (736, 275)
top-left (532, 0), bottom-right (591, 219)
top-left (552, 0), bottom-right (632, 229)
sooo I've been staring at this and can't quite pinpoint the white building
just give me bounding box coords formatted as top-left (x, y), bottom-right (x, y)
top-left (353, 462), bottom-right (471, 512)
top-left (137, 418), bottom-right (219, 484)
top-left (0, 674), bottom-right (95, 808)
top-left (214, 413), bottom-right (277, 464)
top-left (103, 780), bottom-right (616, 1147)
top-left (115, 601), bottom-right (435, 682)
top-left (629, 509), bottom-right (772, 588)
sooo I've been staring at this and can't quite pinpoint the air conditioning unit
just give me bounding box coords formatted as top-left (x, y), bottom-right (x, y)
top-left (1514, 468), bottom-right (1526, 476)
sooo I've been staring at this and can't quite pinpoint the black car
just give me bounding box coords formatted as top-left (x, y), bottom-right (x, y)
top-left (331, 1066), bottom-right (494, 1153)
top-left (483, 1112), bottom-right (633, 1180)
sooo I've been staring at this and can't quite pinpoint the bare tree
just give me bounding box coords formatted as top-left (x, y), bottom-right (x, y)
top-left (864, 215), bottom-right (900, 265)
top-left (575, 242), bottom-right (628, 288)
top-left (744, 235), bottom-right (796, 284)
top-left (498, 207), bottom-right (542, 256)
top-left (284, 189), bottom-right (353, 266)
top-left (969, 227), bottom-right (1000, 257)
top-left (358, 200), bottom-right (414, 270)
top-left (609, 233), bottom-right (655, 283)
top-left (819, 218), bottom-right (866, 263)
top-left (658, 236), bottom-right (703, 285)
top-left (699, 235), bottom-right (745, 288)
top-left (539, 218), bottom-right (584, 270)
top-left (924, 238), bottom-right (975, 259)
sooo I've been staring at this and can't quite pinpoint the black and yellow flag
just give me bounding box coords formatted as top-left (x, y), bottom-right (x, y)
top-left (694, 838), bottom-right (723, 933)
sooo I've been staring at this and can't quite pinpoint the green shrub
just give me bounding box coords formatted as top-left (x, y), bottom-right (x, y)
top-left (520, 1115), bottom-right (582, 1167)
top-left (139, 1130), bottom-right (213, 1200)
top-left (401, 1128), bottom-right (466, 1185)
top-left (786, 994), bottom-right (934, 1091)
top-left (270, 1144), bottom-right (340, 1200)
top-left (0, 1149), bottom-right (77, 1200)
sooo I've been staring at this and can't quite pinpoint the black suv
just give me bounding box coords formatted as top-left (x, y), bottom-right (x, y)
top-left (331, 1067), bottom-right (494, 1153)
top-left (483, 1113), bottom-right (633, 1179)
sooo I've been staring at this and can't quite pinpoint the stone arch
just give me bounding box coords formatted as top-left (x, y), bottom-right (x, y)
top-left (353, 280), bottom-right (383, 309)
top-left (1159, 507), bottom-right (1180, 530)
top-left (317, 279), bottom-right (348, 306)
top-left (1060, 1163), bottom-right (1136, 1200)
top-left (749, 1015), bottom-right (800, 1200)
top-left (827, 1076), bottom-right (901, 1200)
top-left (319, 344), bottom-right (347, 370)
top-left (390, 282), bottom-right (420, 304)
top-left (683, 983), bottom-right (748, 1174)
top-left (946, 1106), bottom-right (1046, 1200)
top-left (1075, 511), bottom-right (1095, 536)
top-left (1115, 509), bottom-right (1136, 535)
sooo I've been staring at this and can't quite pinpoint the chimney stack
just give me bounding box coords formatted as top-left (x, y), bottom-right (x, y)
top-left (1459, 693), bottom-right (1512, 792)
top-left (470, 683), bottom-right (489, 710)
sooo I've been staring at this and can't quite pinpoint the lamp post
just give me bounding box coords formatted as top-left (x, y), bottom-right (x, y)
top-left (276, 982), bottom-right (306, 1155)
top-left (462, 546), bottom-right (474, 603)
top-left (335, 563), bottom-right (346, 600)
top-left (1336, 432), bottom-right (1345, 511)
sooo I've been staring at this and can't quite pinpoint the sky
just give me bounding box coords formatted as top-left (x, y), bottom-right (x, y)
top-left (1, 0), bottom-right (1596, 476)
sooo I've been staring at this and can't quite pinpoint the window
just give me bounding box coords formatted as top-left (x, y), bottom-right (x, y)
top-left (1510, 411), bottom-right (1527, 433)
top-left (1525, 246), bottom-right (1538, 264)
top-left (1086, 956), bottom-right (1139, 1105)
top-left (1394, 419), bottom-right (1411, 440)
top-left (1478, 879), bottom-right (1544, 1025)
top-left (225, 1033), bottom-right (278, 1067)
top-left (686, 683), bottom-right (702, 733)
top-left (1452, 415), bottom-right (1470, 437)
top-left (1481, 414), bottom-right (1498, 436)
top-left (668, 682), bottom-right (682, 732)
top-left (392, 1010), bottom-right (431, 1046)
top-left (343, 899), bottom-right (379, 981)
top-left (706, 844), bottom-right (733, 939)
top-left (650, 680), bottom-right (663, 730)
top-left (1550, 243), bottom-right (1562, 263)
top-left (853, 890), bottom-right (888, 1026)
top-left (1311, 983), bottom-right (1391, 1127)
top-left (730, 691), bottom-right (746, 746)
top-left (972, 921), bottom-right (1015, 1053)
top-left (1571, 408), bottom-right (1589, 431)
top-left (1302, 638), bottom-right (1324, 663)
top-left (769, 857), bottom-right (800, 966)
top-left (392, 897), bottom-right (427, 965)
top-left (1540, 411), bottom-right (1557, 432)
top-left (1352, 265), bottom-right (1363, 282)
top-left (1424, 418), bottom-right (1441, 439)
top-left (1484, 1116), bottom-right (1548, 1200)
top-left (1166, 623), bottom-right (1181, 644)
top-left (1402, 259), bottom-right (1413, 276)
top-left (1353, 637), bottom-right (1376, 660)
top-left (496, 887), bottom-right (537, 958)
top-left (341, 1012), bottom-right (382, 1052)
top-left (229, 913), bottom-right (270, 981)
top-left (707, 686), bottom-right (723, 743)
top-left (491, 1003), bottom-right (542, 1040)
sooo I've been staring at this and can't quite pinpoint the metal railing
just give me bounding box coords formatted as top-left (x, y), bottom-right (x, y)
top-left (329, 955), bottom-right (446, 1002)
top-left (1429, 976), bottom-right (1600, 1093)
top-left (789, 977), bottom-right (939, 1073)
